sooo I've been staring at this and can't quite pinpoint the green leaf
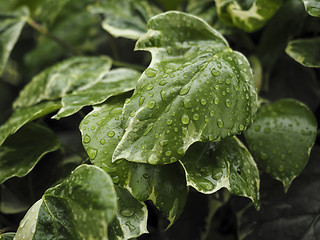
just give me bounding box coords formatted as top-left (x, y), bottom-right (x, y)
top-left (286, 37), bottom-right (320, 68)
top-left (187, 0), bottom-right (218, 24)
top-left (244, 99), bottom-right (317, 191)
top-left (113, 11), bottom-right (257, 165)
top-left (34, 0), bottom-right (70, 25)
top-left (0, 233), bottom-right (15, 240)
top-left (0, 7), bottom-right (29, 76)
top-left (180, 137), bottom-right (260, 208)
top-left (89, 0), bottom-right (161, 40)
top-left (15, 164), bottom-right (117, 240)
top-left (109, 186), bottom-right (148, 240)
top-left (215, 0), bottom-right (282, 32)
top-left (301, 0), bottom-right (320, 17)
top-left (237, 147), bottom-right (320, 240)
top-left (54, 68), bottom-right (141, 119)
top-left (80, 101), bottom-right (188, 226)
top-left (0, 101), bottom-right (61, 146)
top-left (13, 56), bottom-right (112, 108)
top-left (157, 0), bottom-right (185, 10)
top-left (0, 123), bottom-right (60, 184)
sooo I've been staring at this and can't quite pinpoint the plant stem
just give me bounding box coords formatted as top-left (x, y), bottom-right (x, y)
top-left (112, 60), bottom-right (145, 72)
top-left (26, 18), bottom-right (81, 55)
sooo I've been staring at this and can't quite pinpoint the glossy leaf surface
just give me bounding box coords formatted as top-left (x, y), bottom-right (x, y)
top-left (180, 137), bottom-right (260, 208)
top-left (244, 99), bottom-right (317, 191)
top-left (13, 56), bottom-right (112, 108)
top-left (113, 11), bottom-right (257, 165)
top-left (0, 123), bottom-right (60, 184)
top-left (0, 101), bottom-right (61, 146)
top-left (302, 0), bottom-right (320, 17)
top-left (215, 0), bottom-right (282, 32)
top-left (286, 37), bottom-right (320, 68)
top-left (15, 164), bottom-right (117, 240)
top-left (54, 68), bottom-right (140, 119)
top-left (80, 102), bottom-right (188, 226)
top-left (89, 0), bottom-right (160, 40)
top-left (109, 186), bottom-right (148, 240)
top-left (0, 7), bottom-right (29, 76)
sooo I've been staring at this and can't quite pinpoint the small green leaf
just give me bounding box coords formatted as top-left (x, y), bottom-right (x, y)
top-left (54, 68), bottom-right (140, 119)
top-left (0, 7), bottom-right (29, 76)
top-left (180, 137), bottom-right (260, 208)
top-left (15, 164), bottom-right (117, 240)
top-left (89, 0), bottom-right (161, 40)
top-left (244, 99), bottom-right (317, 191)
top-left (113, 11), bottom-right (257, 165)
top-left (13, 56), bottom-right (112, 108)
top-left (215, 0), bottom-right (282, 32)
top-left (80, 101), bottom-right (188, 226)
top-left (109, 186), bottom-right (148, 240)
top-left (0, 101), bottom-right (61, 146)
top-left (286, 37), bottom-right (320, 68)
top-left (301, 0), bottom-right (320, 17)
top-left (0, 233), bottom-right (15, 240)
top-left (0, 123), bottom-right (60, 184)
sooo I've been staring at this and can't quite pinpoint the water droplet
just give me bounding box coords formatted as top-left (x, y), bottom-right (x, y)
top-left (125, 221), bottom-right (136, 231)
top-left (179, 85), bottom-right (191, 95)
top-left (182, 127), bottom-right (188, 137)
top-left (278, 165), bottom-right (284, 172)
top-left (211, 69), bottom-right (220, 76)
top-left (239, 124), bottom-right (244, 131)
top-left (217, 119), bottom-right (223, 128)
top-left (183, 99), bottom-right (192, 109)
top-left (181, 114), bottom-right (190, 124)
top-left (92, 112), bottom-right (99, 117)
top-left (260, 152), bottom-right (268, 160)
top-left (214, 98), bottom-right (219, 105)
top-left (139, 96), bottom-right (145, 106)
top-left (160, 140), bottom-right (169, 146)
top-left (108, 131), bottom-right (115, 137)
top-left (145, 68), bottom-right (157, 77)
top-left (210, 111), bottom-right (214, 117)
top-left (100, 139), bottom-right (105, 145)
top-left (143, 123), bottom-right (154, 135)
top-left (165, 151), bottom-right (172, 156)
top-left (148, 100), bottom-right (156, 109)
top-left (166, 119), bottom-right (173, 125)
top-left (147, 84), bottom-right (154, 91)
top-left (193, 113), bottom-right (199, 120)
top-left (225, 99), bottom-right (231, 107)
top-left (204, 115), bottom-right (209, 123)
top-left (198, 179), bottom-right (214, 191)
top-left (121, 209), bottom-right (134, 217)
top-left (201, 99), bottom-right (207, 105)
top-left (87, 147), bottom-right (98, 160)
top-left (177, 147), bottom-right (184, 155)
top-left (83, 134), bottom-right (91, 143)
top-left (159, 80), bottom-right (167, 86)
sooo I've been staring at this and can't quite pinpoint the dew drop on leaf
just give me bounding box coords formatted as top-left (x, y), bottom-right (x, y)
top-left (201, 99), bottom-right (207, 105)
top-left (139, 96), bottom-right (145, 106)
top-left (193, 113), bottom-right (199, 121)
top-left (217, 119), bottom-right (224, 128)
top-left (147, 100), bottom-right (156, 109)
top-left (214, 97), bottom-right (219, 105)
top-left (183, 99), bottom-right (192, 109)
top-left (225, 99), bottom-right (232, 107)
top-left (120, 209), bottom-right (134, 217)
top-left (107, 131), bottom-right (115, 137)
top-left (83, 134), bottom-right (91, 143)
top-left (179, 85), bottom-right (191, 95)
top-left (211, 69), bottom-right (220, 76)
top-left (145, 68), bottom-right (157, 77)
top-left (181, 114), bottom-right (190, 125)
top-left (87, 147), bottom-right (98, 160)
top-left (100, 139), bottom-right (105, 145)
top-left (146, 84), bottom-right (154, 91)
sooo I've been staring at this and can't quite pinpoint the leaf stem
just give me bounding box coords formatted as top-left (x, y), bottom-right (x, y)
top-left (26, 18), bottom-right (81, 55)
top-left (112, 60), bottom-right (145, 72)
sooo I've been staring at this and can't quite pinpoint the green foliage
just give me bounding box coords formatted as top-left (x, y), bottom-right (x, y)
top-left (0, 0), bottom-right (319, 239)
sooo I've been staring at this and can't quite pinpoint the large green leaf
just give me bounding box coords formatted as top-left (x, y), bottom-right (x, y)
top-left (302, 0), bottom-right (320, 17)
top-left (180, 137), bottom-right (260, 208)
top-left (0, 123), bottom-right (60, 184)
top-left (14, 164), bottom-right (117, 240)
top-left (79, 101), bottom-right (188, 226)
top-left (215, 0), bottom-right (282, 32)
top-left (108, 186), bottom-right (148, 240)
top-left (286, 37), bottom-right (320, 68)
top-left (0, 101), bottom-right (61, 146)
top-left (89, 0), bottom-right (161, 40)
top-left (0, 7), bottom-right (29, 76)
top-left (13, 56), bottom-right (112, 108)
top-left (54, 68), bottom-right (141, 119)
top-left (113, 11), bottom-right (257, 165)
top-left (244, 99), bottom-right (317, 191)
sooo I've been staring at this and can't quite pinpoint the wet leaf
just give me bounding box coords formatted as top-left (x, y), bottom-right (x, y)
top-left (113, 11), bottom-right (257, 165)
top-left (80, 101), bottom-right (188, 226)
top-left (0, 101), bottom-right (61, 146)
top-left (215, 0), bottom-right (282, 32)
top-left (13, 56), bottom-right (112, 108)
top-left (0, 123), bottom-right (60, 184)
top-left (89, 0), bottom-right (161, 40)
top-left (108, 186), bottom-right (148, 240)
top-left (302, 0), bottom-right (320, 17)
top-left (244, 99), bottom-right (317, 191)
top-left (237, 147), bottom-right (320, 240)
top-left (286, 37), bottom-right (320, 68)
top-left (1, 233), bottom-right (15, 240)
top-left (54, 68), bottom-right (141, 119)
top-left (0, 7), bottom-right (29, 76)
top-left (15, 164), bottom-right (117, 240)
top-left (180, 137), bottom-right (260, 208)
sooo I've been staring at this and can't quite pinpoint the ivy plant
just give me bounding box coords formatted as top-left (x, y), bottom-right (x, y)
top-left (0, 0), bottom-right (319, 239)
